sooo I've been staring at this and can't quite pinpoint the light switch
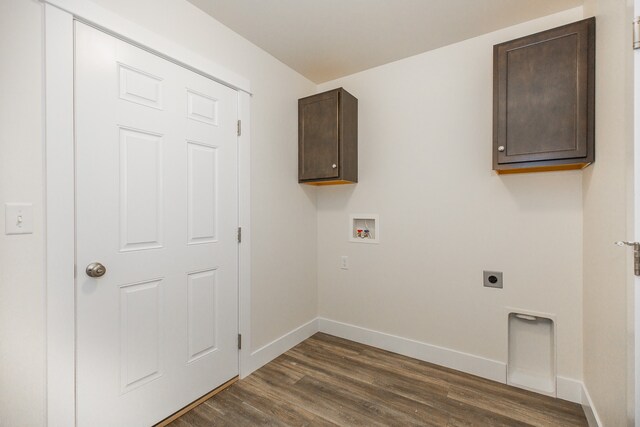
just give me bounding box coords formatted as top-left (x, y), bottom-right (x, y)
top-left (340, 256), bottom-right (349, 270)
top-left (5, 203), bottom-right (34, 235)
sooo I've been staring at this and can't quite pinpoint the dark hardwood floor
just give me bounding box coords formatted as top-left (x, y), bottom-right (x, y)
top-left (169, 333), bottom-right (587, 426)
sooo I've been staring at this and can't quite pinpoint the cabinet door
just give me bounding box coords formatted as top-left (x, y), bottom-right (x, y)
top-left (299, 90), bottom-right (340, 180)
top-left (494, 18), bottom-right (594, 166)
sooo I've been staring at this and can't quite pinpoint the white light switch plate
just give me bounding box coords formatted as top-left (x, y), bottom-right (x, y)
top-left (340, 256), bottom-right (349, 270)
top-left (5, 203), bottom-right (34, 235)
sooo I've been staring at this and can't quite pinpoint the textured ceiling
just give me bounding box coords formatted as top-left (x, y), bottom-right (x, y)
top-left (187, 0), bottom-right (584, 83)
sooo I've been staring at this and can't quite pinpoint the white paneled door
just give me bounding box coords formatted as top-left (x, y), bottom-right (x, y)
top-left (75, 22), bottom-right (238, 426)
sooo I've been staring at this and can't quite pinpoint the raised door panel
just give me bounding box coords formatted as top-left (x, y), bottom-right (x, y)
top-left (187, 269), bottom-right (218, 362)
top-left (187, 90), bottom-right (219, 125)
top-left (119, 64), bottom-right (163, 110)
top-left (299, 91), bottom-right (339, 181)
top-left (119, 127), bottom-right (164, 251)
top-left (120, 279), bottom-right (163, 393)
top-left (187, 141), bottom-right (217, 245)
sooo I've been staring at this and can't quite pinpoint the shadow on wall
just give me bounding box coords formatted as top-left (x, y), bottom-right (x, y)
top-left (498, 170), bottom-right (583, 213)
top-left (313, 184), bottom-right (357, 210)
top-left (298, 181), bottom-right (323, 206)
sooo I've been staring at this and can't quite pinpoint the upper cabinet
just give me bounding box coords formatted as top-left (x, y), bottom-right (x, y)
top-left (493, 18), bottom-right (595, 174)
top-left (299, 88), bottom-right (358, 185)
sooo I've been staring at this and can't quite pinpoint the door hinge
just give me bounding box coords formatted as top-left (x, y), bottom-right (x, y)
top-left (634, 17), bottom-right (640, 49)
top-left (615, 241), bottom-right (640, 276)
top-left (238, 333), bottom-right (242, 350)
top-left (237, 120), bottom-right (242, 136)
top-left (237, 227), bottom-right (242, 243)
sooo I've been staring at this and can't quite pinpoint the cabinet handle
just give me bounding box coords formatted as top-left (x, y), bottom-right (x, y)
top-left (332, 164), bottom-right (337, 169)
top-left (498, 146), bottom-right (505, 152)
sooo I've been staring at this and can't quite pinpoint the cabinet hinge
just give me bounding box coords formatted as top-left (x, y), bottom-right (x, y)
top-left (237, 227), bottom-right (242, 243)
top-left (238, 333), bottom-right (242, 350)
top-left (634, 17), bottom-right (640, 49)
top-left (237, 120), bottom-right (242, 136)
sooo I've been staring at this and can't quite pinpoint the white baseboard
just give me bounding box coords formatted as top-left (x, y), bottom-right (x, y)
top-left (245, 318), bottom-right (319, 377)
top-left (557, 376), bottom-right (584, 404)
top-left (581, 383), bottom-right (603, 427)
top-left (317, 317), bottom-right (506, 383)
top-left (318, 317), bottom-right (585, 405)
top-left (241, 316), bottom-right (585, 409)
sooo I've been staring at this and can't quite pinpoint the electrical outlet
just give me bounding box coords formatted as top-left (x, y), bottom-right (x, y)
top-left (340, 256), bottom-right (349, 270)
top-left (483, 271), bottom-right (503, 289)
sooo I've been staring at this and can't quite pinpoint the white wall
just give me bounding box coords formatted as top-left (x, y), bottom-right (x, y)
top-left (316, 8), bottom-right (585, 384)
top-left (0, 0), bottom-right (317, 425)
top-left (581, 0), bottom-right (635, 425)
top-left (0, 1), bottom-right (46, 426)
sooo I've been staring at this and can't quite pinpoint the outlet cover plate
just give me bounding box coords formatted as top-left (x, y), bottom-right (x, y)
top-left (483, 270), bottom-right (503, 289)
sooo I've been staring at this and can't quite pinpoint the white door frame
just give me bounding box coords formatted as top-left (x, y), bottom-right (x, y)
top-left (633, 2), bottom-right (640, 424)
top-left (43, 2), bottom-right (252, 426)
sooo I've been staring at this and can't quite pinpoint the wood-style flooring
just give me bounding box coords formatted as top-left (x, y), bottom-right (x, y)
top-left (169, 333), bottom-right (587, 426)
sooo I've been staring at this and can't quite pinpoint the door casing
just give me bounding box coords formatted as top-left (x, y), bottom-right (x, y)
top-left (43, 2), bottom-right (252, 426)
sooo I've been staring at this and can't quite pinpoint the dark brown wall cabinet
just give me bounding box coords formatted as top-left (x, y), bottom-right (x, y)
top-left (299, 88), bottom-right (358, 185)
top-left (493, 18), bottom-right (595, 174)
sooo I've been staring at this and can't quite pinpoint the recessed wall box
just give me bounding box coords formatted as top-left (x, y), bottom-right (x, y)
top-left (349, 214), bottom-right (379, 244)
top-left (507, 310), bottom-right (556, 396)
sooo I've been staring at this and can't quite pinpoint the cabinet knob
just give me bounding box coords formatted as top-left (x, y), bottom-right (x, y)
top-left (332, 164), bottom-right (337, 169)
top-left (498, 146), bottom-right (505, 152)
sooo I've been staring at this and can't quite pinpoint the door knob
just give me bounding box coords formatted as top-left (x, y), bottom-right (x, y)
top-left (498, 146), bottom-right (505, 152)
top-left (332, 164), bottom-right (337, 169)
top-left (86, 262), bottom-right (107, 278)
